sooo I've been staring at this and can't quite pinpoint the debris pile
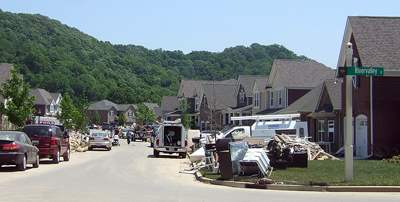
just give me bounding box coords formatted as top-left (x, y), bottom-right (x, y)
top-left (268, 134), bottom-right (339, 160)
top-left (68, 131), bottom-right (87, 152)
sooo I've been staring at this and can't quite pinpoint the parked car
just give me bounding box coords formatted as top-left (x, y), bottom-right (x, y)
top-left (0, 131), bottom-right (40, 171)
top-left (88, 131), bottom-right (112, 151)
top-left (22, 124), bottom-right (70, 164)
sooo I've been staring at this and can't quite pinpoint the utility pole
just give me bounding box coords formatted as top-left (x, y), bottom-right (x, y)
top-left (345, 42), bottom-right (354, 182)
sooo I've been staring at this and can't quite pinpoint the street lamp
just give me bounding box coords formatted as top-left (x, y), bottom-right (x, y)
top-left (38, 109), bottom-right (41, 124)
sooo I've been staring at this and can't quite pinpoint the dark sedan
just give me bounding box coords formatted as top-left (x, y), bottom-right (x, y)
top-left (0, 131), bottom-right (40, 171)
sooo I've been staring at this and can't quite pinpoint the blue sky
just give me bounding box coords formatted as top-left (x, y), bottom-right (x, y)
top-left (1, 0), bottom-right (399, 69)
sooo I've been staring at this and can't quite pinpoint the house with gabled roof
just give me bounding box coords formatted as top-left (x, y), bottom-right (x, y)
top-left (281, 79), bottom-right (342, 153)
top-left (0, 63), bottom-right (14, 130)
top-left (87, 100), bottom-right (137, 125)
top-left (336, 16), bottom-right (400, 158)
top-left (161, 96), bottom-right (179, 121)
top-left (199, 83), bottom-right (237, 131)
top-left (222, 75), bottom-right (268, 126)
top-left (30, 88), bottom-right (62, 118)
top-left (261, 59), bottom-right (335, 115)
top-left (168, 79), bottom-right (237, 127)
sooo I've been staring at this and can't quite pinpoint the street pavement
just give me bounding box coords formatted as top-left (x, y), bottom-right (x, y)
top-left (0, 140), bottom-right (399, 202)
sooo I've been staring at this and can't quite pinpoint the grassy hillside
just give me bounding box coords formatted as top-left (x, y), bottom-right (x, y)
top-left (0, 9), bottom-right (308, 104)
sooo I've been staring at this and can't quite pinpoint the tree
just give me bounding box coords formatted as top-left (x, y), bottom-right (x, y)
top-left (118, 112), bottom-right (127, 126)
top-left (0, 68), bottom-right (36, 129)
top-left (136, 104), bottom-right (156, 125)
top-left (73, 93), bottom-right (89, 133)
top-left (177, 97), bottom-right (190, 130)
top-left (55, 92), bottom-right (75, 130)
top-left (92, 110), bottom-right (100, 125)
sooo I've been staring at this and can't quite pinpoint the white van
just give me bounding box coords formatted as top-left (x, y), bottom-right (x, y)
top-left (153, 119), bottom-right (188, 158)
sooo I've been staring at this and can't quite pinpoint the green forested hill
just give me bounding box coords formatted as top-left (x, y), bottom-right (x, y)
top-left (0, 10), bottom-right (308, 105)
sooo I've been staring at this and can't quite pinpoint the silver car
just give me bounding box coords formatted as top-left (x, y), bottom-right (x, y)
top-left (88, 132), bottom-right (112, 151)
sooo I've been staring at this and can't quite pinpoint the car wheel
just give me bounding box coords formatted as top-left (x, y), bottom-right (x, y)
top-left (151, 142), bottom-right (154, 147)
top-left (153, 149), bottom-right (159, 157)
top-left (52, 149), bottom-right (60, 164)
top-left (17, 155), bottom-right (27, 171)
top-left (63, 147), bottom-right (70, 161)
top-left (32, 153), bottom-right (39, 168)
top-left (88, 146), bottom-right (93, 151)
top-left (108, 146), bottom-right (112, 151)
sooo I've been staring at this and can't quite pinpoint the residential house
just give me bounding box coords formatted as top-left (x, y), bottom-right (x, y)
top-left (281, 79), bottom-right (342, 153)
top-left (143, 102), bottom-right (161, 123)
top-left (30, 88), bottom-right (62, 118)
top-left (336, 16), bottom-right (400, 158)
top-left (87, 100), bottom-right (136, 126)
top-left (160, 96), bottom-right (179, 121)
top-left (168, 79), bottom-right (237, 127)
top-left (0, 63), bottom-right (13, 130)
top-left (199, 84), bottom-right (237, 131)
top-left (222, 75), bottom-right (268, 126)
top-left (262, 59), bottom-right (335, 115)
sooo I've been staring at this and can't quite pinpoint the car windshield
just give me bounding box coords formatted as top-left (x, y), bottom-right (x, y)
top-left (92, 133), bottom-right (107, 137)
top-left (0, 132), bottom-right (17, 141)
top-left (22, 126), bottom-right (52, 137)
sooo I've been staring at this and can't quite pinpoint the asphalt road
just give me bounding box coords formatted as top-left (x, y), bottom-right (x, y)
top-left (1, 140), bottom-right (399, 202)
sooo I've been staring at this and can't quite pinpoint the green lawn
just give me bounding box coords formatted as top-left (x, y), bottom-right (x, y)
top-left (201, 160), bottom-right (400, 186)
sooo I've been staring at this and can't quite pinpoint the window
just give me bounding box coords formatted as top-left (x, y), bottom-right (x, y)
top-left (203, 95), bottom-right (207, 104)
top-left (278, 90), bottom-right (282, 106)
top-left (110, 110), bottom-right (114, 116)
top-left (239, 90), bottom-right (245, 103)
top-left (128, 111), bottom-right (133, 117)
top-left (254, 92), bottom-right (259, 108)
top-left (318, 120), bottom-right (325, 141)
top-left (195, 102), bottom-right (199, 110)
top-left (328, 120), bottom-right (334, 142)
top-left (270, 92), bottom-right (274, 107)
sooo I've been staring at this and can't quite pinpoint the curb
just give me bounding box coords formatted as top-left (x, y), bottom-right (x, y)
top-left (194, 171), bottom-right (400, 192)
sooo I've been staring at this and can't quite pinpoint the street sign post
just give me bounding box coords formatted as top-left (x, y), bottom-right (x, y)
top-left (347, 67), bottom-right (384, 76)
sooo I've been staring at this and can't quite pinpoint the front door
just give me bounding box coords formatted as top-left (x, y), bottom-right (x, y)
top-left (356, 115), bottom-right (368, 157)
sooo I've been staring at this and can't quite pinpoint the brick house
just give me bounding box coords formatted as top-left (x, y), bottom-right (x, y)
top-left (199, 83), bottom-right (237, 131)
top-left (87, 100), bottom-right (137, 126)
top-left (222, 75), bottom-right (268, 126)
top-left (168, 79), bottom-right (237, 128)
top-left (29, 88), bottom-right (62, 119)
top-left (336, 16), bottom-right (400, 158)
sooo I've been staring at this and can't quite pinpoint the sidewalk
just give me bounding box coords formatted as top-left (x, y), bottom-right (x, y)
top-left (194, 171), bottom-right (400, 192)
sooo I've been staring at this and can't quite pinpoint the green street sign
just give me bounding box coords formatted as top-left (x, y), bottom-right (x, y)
top-left (347, 67), bottom-right (384, 76)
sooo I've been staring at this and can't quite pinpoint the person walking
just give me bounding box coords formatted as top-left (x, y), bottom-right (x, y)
top-left (126, 131), bottom-right (131, 145)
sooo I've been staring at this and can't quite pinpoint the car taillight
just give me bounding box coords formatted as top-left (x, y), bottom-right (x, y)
top-left (103, 138), bottom-right (109, 141)
top-left (156, 139), bottom-right (159, 146)
top-left (185, 139), bottom-right (187, 147)
top-left (2, 142), bottom-right (19, 150)
top-left (51, 137), bottom-right (57, 145)
top-left (89, 137), bottom-right (95, 140)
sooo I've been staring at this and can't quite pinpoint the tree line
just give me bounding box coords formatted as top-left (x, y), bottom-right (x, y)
top-left (0, 10), bottom-right (309, 106)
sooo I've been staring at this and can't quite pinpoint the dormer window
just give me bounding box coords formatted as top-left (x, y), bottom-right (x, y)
top-left (239, 90), bottom-right (245, 103)
top-left (204, 95), bottom-right (207, 104)
top-left (254, 92), bottom-right (259, 108)
top-left (110, 110), bottom-right (114, 116)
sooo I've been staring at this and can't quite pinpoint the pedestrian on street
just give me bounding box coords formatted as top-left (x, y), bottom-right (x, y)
top-left (127, 131), bottom-right (131, 145)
